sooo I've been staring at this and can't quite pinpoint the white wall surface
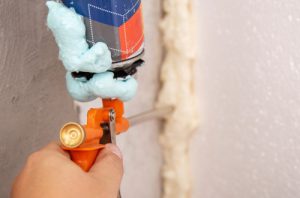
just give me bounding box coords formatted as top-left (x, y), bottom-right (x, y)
top-left (192, 0), bottom-right (300, 198)
top-left (79, 0), bottom-right (300, 198)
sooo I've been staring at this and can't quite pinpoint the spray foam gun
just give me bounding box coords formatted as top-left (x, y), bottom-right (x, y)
top-left (53, 0), bottom-right (173, 172)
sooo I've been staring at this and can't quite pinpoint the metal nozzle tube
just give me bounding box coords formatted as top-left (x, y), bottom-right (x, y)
top-left (128, 106), bottom-right (174, 126)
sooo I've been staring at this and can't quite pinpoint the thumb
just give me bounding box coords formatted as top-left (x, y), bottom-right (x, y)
top-left (89, 144), bottom-right (123, 194)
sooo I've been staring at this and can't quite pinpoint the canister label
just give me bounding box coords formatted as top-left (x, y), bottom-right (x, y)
top-left (62, 0), bottom-right (144, 63)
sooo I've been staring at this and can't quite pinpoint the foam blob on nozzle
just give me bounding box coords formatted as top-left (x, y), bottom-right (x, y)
top-left (46, 1), bottom-right (138, 102)
top-left (46, 1), bottom-right (112, 73)
top-left (66, 72), bottom-right (138, 102)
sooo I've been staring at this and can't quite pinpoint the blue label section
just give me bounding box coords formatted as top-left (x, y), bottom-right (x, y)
top-left (62, 0), bottom-right (141, 27)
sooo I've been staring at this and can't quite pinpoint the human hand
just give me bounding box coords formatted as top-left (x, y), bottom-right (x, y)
top-left (12, 142), bottom-right (123, 198)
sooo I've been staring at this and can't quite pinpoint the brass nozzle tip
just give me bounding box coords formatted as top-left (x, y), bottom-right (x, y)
top-left (60, 122), bottom-right (86, 148)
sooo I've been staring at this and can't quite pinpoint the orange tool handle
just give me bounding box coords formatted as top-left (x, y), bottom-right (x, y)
top-left (60, 99), bottom-right (130, 171)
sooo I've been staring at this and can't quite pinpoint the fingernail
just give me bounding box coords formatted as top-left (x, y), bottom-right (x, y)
top-left (105, 144), bottom-right (123, 159)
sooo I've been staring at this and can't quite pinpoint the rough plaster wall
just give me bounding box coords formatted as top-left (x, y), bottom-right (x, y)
top-left (77, 0), bottom-right (163, 197)
top-left (191, 0), bottom-right (300, 198)
top-left (0, 1), bottom-right (78, 197)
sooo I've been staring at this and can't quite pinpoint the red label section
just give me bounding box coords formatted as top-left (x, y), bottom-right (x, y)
top-left (119, 6), bottom-right (144, 60)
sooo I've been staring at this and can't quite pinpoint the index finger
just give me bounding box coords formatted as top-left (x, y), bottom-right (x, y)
top-left (41, 141), bottom-right (70, 159)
